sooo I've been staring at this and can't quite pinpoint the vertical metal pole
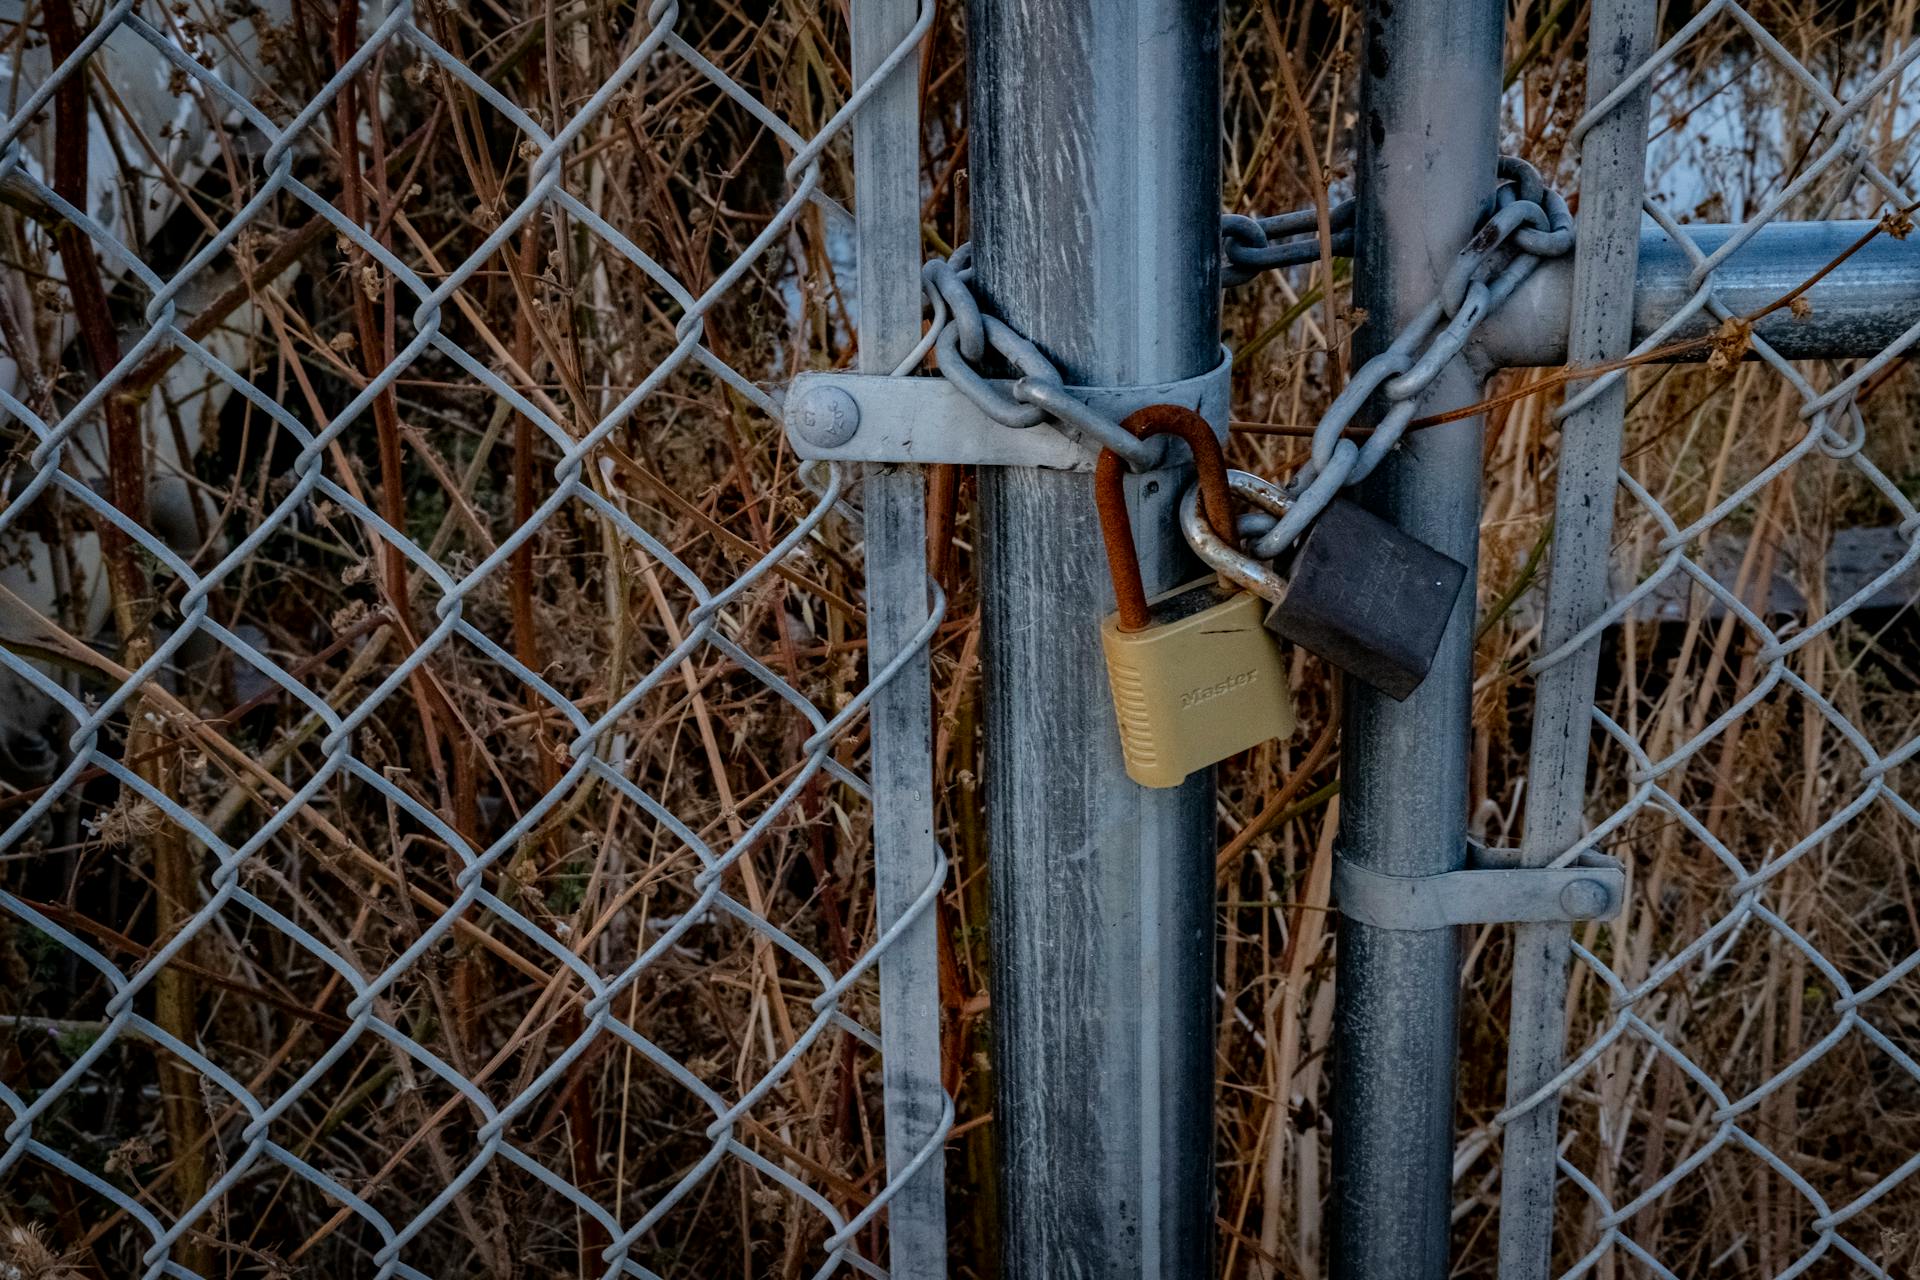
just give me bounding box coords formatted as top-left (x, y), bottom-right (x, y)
top-left (1499, 3), bottom-right (1655, 1275)
top-left (967, 2), bottom-right (1220, 1275)
top-left (855, 0), bottom-right (947, 1272)
top-left (1330, 3), bottom-right (1501, 1276)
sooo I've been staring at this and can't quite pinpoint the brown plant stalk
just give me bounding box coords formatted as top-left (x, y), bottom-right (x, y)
top-left (40, 0), bottom-right (209, 1265)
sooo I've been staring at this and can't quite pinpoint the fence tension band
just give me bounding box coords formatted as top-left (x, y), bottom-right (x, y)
top-left (783, 345), bottom-right (1233, 470)
top-left (1333, 848), bottom-right (1625, 931)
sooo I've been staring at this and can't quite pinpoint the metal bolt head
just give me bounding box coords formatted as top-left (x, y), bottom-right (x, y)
top-left (1559, 878), bottom-right (1611, 920)
top-left (792, 385), bottom-right (861, 448)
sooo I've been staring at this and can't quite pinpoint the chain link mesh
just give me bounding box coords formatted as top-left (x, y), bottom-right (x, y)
top-left (1501, 4), bottom-right (1920, 1275)
top-left (0, 0), bottom-right (945, 1275)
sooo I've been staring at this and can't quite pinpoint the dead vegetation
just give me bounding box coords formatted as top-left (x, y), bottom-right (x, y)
top-left (1221, 3), bottom-right (1920, 1276)
top-left (0, 0), bottom-right (1913, 1277)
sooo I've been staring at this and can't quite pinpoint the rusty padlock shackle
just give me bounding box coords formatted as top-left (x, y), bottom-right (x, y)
top-left (1096, 404), bottom-right (1235, 633)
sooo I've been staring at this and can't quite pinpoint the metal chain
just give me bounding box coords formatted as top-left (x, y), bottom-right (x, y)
top-left (900, 244), bottom-right (1174, 469)
top-left (1221, 198), bottom-right (1356, 287)
top-left (908, 159), bottom-right (1562, 489)
top-left (905, 196), bottom-right (1345, 469)
top-left (1215, 156), bottom-right (1574, 562)
top-left (906, 189), bottom-right (1359, 466)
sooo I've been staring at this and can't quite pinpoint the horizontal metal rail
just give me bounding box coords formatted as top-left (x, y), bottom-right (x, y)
top-left (1480, 219), bottom-right (1920, 366)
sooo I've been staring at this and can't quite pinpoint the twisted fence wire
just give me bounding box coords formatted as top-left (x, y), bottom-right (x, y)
top-left (1499, 5), bottom-right (1920, 1275)
top-left (0, 0), bottom-right (946, 1275)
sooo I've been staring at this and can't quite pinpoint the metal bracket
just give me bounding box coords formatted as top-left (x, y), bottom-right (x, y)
top-left (782, 347), bottom-right (1233, 471)
top-left (1332, 847), bottom-right (1625, 931)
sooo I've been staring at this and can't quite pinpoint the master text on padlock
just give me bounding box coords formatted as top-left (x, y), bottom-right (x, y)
top-left (1179, 669), bottom-right (1259, 709)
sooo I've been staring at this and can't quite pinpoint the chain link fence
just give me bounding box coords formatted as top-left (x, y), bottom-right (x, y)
top-left (0, 0), bottom-right (944, 1275)
top-left (1490, 2), bottom-right (1920, 1275)
top-left (7, 0), bottom-right (1920, 1275)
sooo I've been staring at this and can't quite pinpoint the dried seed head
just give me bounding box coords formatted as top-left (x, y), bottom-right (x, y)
top-left (1707, 316), bottom-right (1753, 373)
top-left (82, 797), bottom-right (162, 848)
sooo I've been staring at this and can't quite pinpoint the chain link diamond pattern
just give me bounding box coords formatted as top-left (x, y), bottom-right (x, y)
top-left (0, 1), bottom-right (946, 1275)
top-left (1502, 5), bottom-right (1920, 1275)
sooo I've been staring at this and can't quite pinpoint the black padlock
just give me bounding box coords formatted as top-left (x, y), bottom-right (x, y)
top-left (1179, 472), bottom-right (1468, 701)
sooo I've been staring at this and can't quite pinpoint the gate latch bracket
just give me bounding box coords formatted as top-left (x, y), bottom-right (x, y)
top-left (1333, 847), bottom-right (1625, 931)
top-left (781, 349), bottom-right (1233, 471)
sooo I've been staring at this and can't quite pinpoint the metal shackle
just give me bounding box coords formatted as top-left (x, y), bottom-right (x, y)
top-left (1178, 467), bottom-right (1295, 605)
top-left (1095, 405), bottom-right (1235, 632)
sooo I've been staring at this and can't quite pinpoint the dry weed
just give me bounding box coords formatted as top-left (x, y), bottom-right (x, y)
top-left (0, 1), bottom-right (1913, 1276)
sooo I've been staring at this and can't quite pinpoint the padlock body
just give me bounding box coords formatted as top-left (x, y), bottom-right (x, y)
top-left (1262, 496), bottom-right (1468, 701)
top-left (1101, 581), bottom-right (1298, 788)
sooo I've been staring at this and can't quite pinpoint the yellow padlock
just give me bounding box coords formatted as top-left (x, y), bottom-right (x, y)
top-left (1097, 406), bottom-right (1298, 788)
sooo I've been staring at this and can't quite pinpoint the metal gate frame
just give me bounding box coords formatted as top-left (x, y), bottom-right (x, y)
top-left (1340, 2), bottom-right (1920, 1277)
top-left (879, 2), bottom-right (1920, 1274)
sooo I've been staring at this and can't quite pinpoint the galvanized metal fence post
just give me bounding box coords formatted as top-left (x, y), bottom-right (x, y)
top-left (1497, 2), bottom-right (1656, 1274)
top-left (966, 1), bottom-right (1222, 1274)
top-left (1330, 2), bottom-right (1502, 1275)
top-left (855, 0), bottom-right (949, 1273)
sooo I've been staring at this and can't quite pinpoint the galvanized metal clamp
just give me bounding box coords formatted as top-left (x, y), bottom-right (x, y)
top-left (1333, 845), bottom-right (1625, 931)
top-left (783, 345), bottom-right (1233, 471)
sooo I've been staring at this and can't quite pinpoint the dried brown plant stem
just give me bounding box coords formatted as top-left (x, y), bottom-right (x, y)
top-left (1260, 807), bottom-right (1337, 1280)
top-left (330, 3), bottom-right (409, 630)
top-left (934, 617), bottom-right (998, 1270)
top-left (329, 0), bottom-right (472, 851)
top-left (504, 205), bottom-right (609, 1265)
top-left (328, 24), bottom-right (506, 1222)
top-left (40, 0), bottom-right (210, 1263)
top-left (1263, 2), bottom-right (1345, 382)
top-left (510, 228), bottom-right (558, 800)
top-left (1213, 682), bottom-right (1341, 885)
top-left (1235, 205), bottom-right (1915, 450)
top-left (926, 463), bottom-right (961, 586)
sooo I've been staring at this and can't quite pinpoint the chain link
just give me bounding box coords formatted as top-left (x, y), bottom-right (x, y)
top-left (912, 195), bottom-right (1370, 471)
top-left (0, 0), bottom-right (949, 1273)
top-left (1212, 156), bottom-right (1574, 565)
top-left (906, 246), bottom-right (1174, 469)
top-left (910, 161), bottom-right (1564, 502)
top-left (1492, 7), bottom-right (1920, 1270)
top-left (1221, 198), bottom-right (1356, 287)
